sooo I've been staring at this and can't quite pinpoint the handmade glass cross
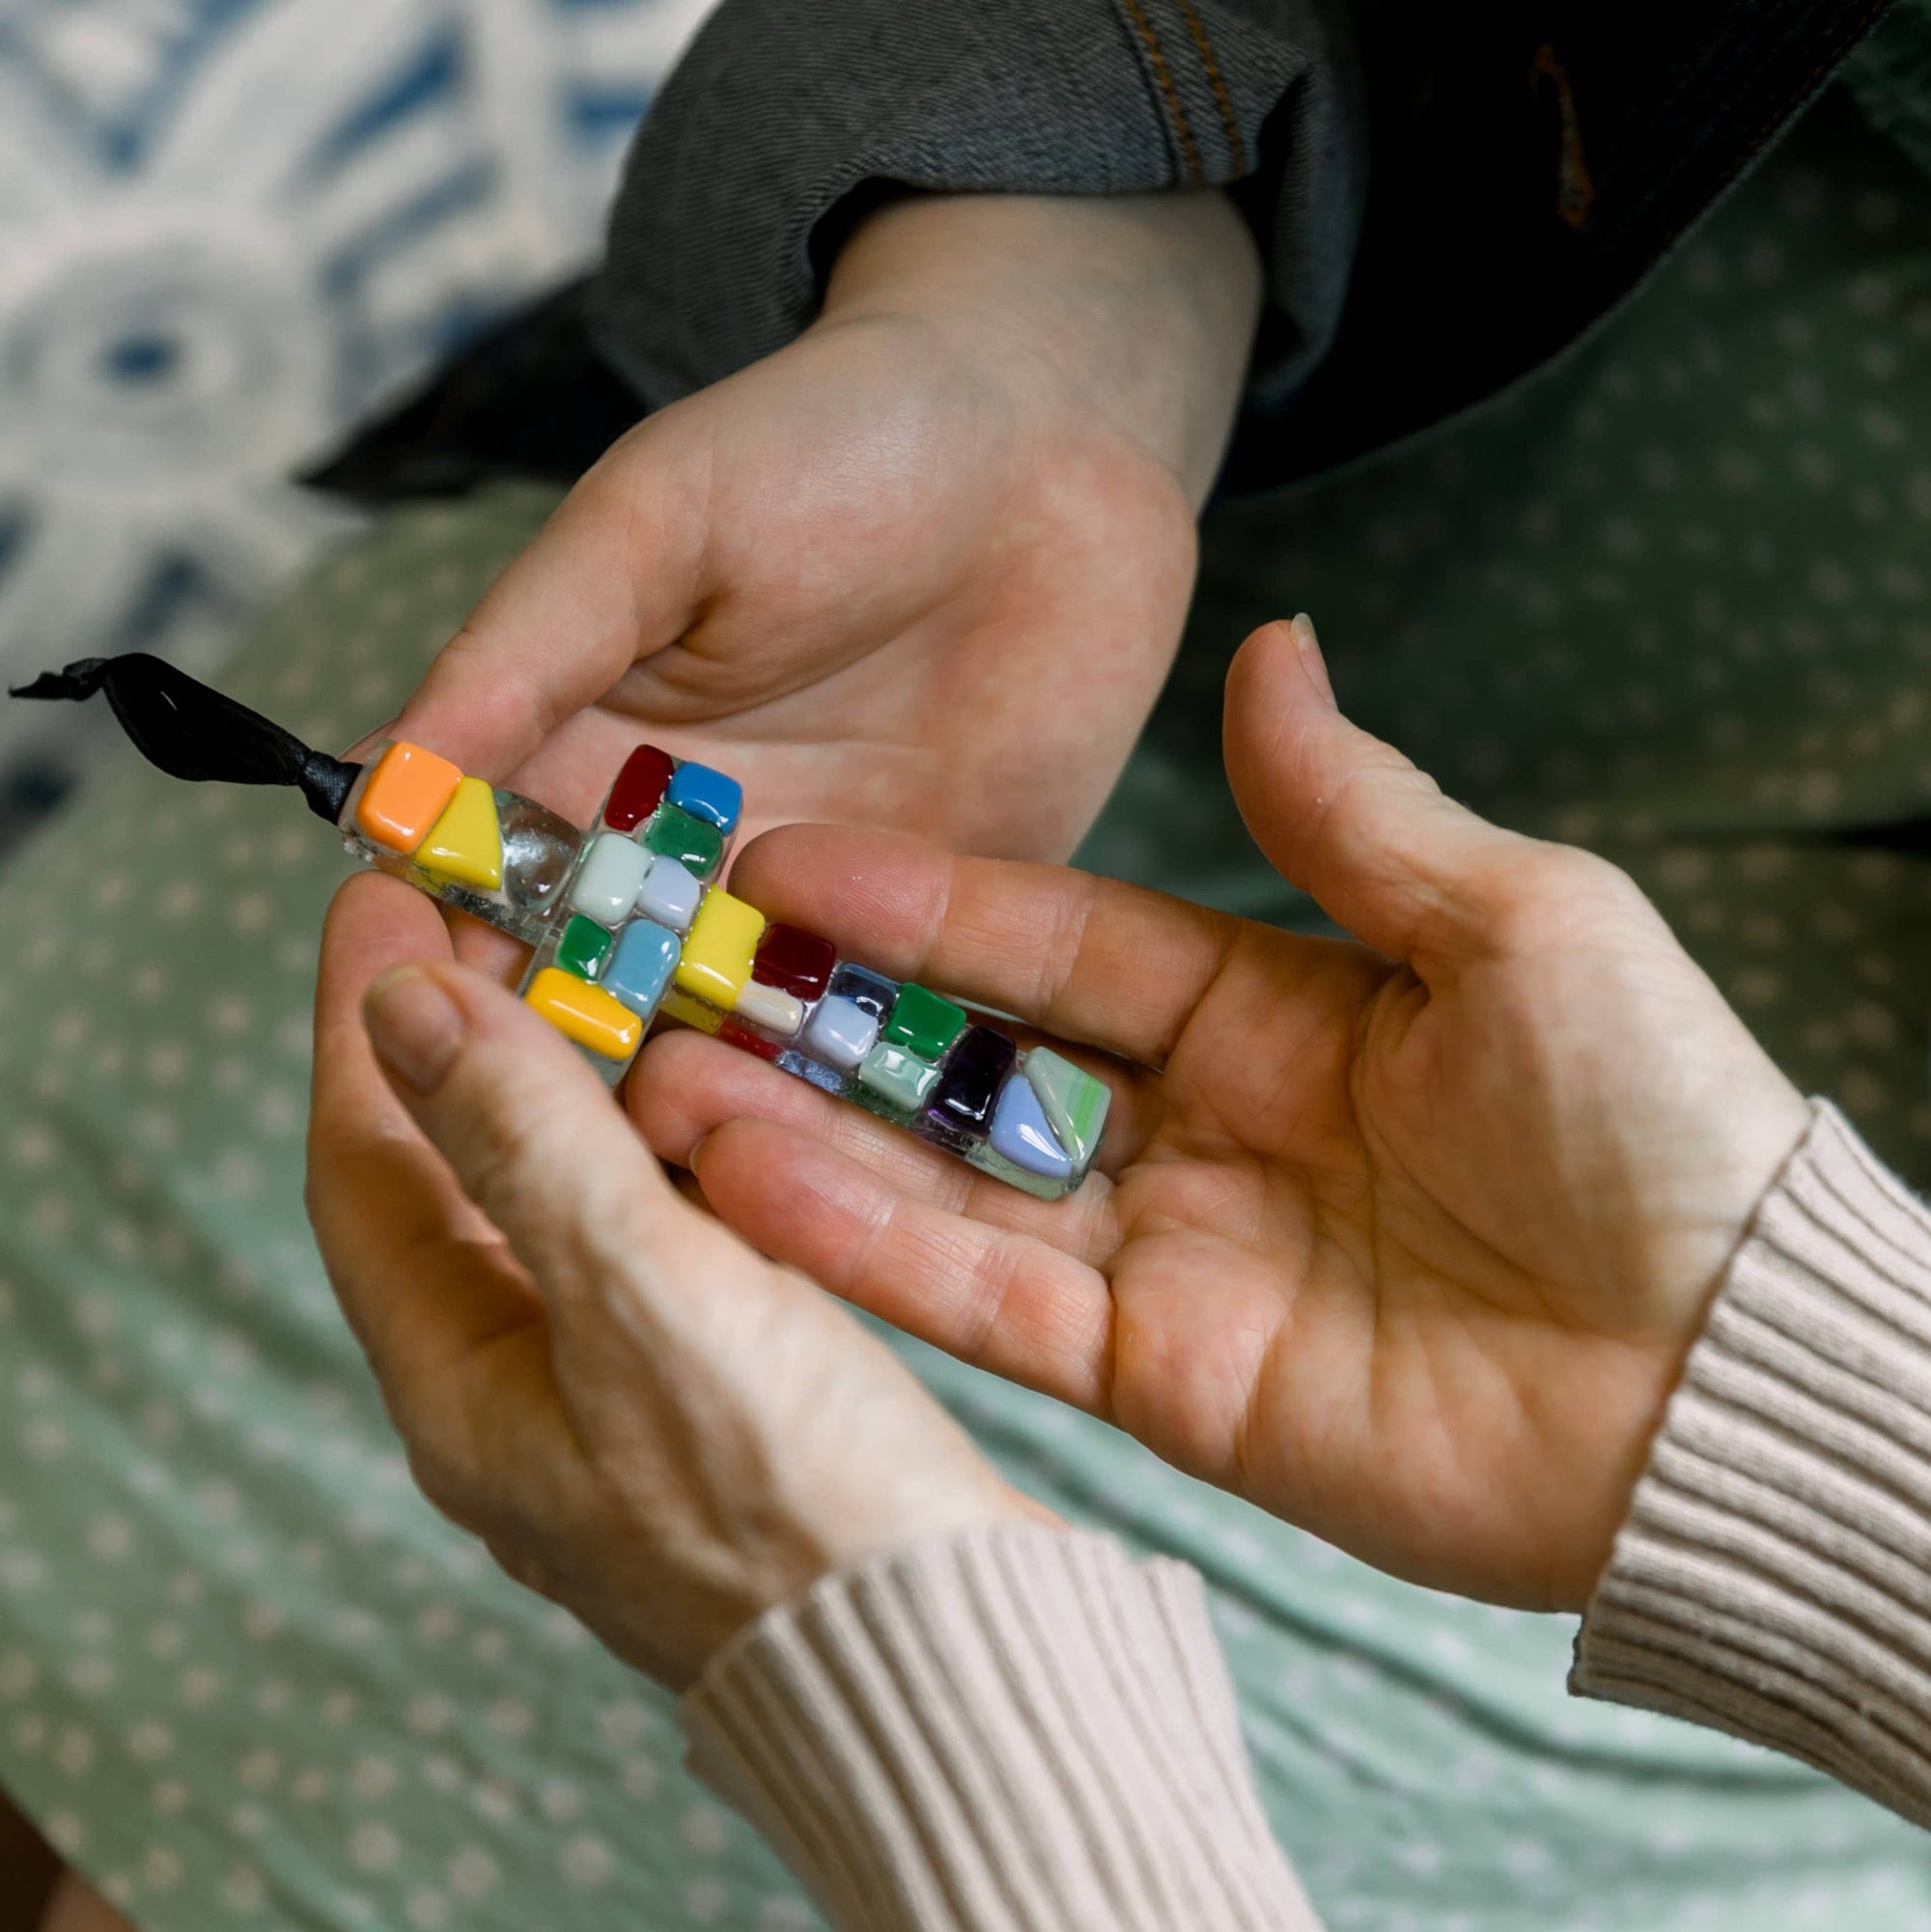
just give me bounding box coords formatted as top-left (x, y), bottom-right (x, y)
top-left (339, 738), bottom-right (1109, 1200)
top-left (9, 656), bottom-right (1110, 1200)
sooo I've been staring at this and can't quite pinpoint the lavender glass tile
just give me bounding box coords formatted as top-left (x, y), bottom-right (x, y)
top-left (635, 854), bottom-right (703, 933)
top-left (989, 1075), bottom-right (1073, 1183)
top-left (799, 994), bottom-right (878, 1073)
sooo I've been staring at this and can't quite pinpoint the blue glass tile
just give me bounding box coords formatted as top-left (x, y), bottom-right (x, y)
top-left (602, 919), bottom-right (681, 1020)
top-left (665, 761), bottom-right (742, 835)
top-left (827, 963), bottom-right (896, 1022)
top-left (777, 1049), bottom-right (847, 1096)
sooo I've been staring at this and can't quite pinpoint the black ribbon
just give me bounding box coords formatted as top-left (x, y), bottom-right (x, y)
top-left (9, 654), bottom-right (361, 825)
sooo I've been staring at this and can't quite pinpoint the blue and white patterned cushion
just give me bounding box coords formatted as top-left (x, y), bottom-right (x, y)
top-left (0, 0), bottom-right (715, 775)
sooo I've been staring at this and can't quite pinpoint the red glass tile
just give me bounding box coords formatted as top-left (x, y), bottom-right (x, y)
top-left (718, 1017), bottom-right (784, 1062)
top-left (604, 744), bottom-right (675, 832)
top-left (752, 922), bottom-right (835, 1000)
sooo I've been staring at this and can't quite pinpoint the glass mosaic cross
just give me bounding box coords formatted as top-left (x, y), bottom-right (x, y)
top-left (341, 740), bottom-right (1110, 1200)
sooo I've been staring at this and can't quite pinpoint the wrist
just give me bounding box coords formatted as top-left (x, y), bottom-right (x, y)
top-left (1555, 1086), bottom-right (1814, 1610)
top-left (818, 191), bottom-right (1261, 506)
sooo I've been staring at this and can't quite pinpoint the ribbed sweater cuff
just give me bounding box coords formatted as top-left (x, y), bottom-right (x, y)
top-left (683, 1524), bottom-right (1320, 1932)
top-left (1573, 1100), bottom-right (1931, 1826)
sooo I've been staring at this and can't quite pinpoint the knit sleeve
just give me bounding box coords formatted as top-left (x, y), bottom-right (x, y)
top-left (588, 0), bottom-right (1364, 412)
top-left (1573, 1100), bottom-right (1931, 1827)
top-left (682, 1522), bottom-right (1323, 1931)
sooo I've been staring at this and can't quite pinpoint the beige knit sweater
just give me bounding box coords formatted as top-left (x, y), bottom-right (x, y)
top-left (685, 1102), bottom-right (1928, 1929)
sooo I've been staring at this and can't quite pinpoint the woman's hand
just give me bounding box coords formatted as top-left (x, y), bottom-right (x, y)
top-left (305, 872), bottom-right (1041, 1689)
top-left (306, 186), bottom-right (1257, 1688)
top-left (635, 618), bottom-right (1811, 1614)
top-left (378, 191), bottom-right (1259, 864)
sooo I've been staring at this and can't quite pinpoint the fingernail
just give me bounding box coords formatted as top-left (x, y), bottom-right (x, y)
top-left (341, 716), bottom-right (399, 763)
top-left (1290, 613), bottom-right (1334, 706)
top-left (364, 966), bottom-right (465, 1095)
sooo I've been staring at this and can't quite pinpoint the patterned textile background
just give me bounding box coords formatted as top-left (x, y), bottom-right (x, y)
top-left (0, 0), bottom-right (713, 822)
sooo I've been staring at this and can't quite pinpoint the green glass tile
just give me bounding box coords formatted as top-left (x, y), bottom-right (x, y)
top-left (556, 913), bottom-right (614, 980)
top-left (882, 982), bottom-right (966, 1060)
top-left (856, 1041), bottom-right (939, 1114)
top-left (643, 804), bottom-right (724, 880)
top-left (1023, 1048), bottom-right (1111, 1170)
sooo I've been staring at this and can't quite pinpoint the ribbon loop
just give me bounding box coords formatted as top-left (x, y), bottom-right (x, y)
top-left (9, 653), bottom-right (360, 825)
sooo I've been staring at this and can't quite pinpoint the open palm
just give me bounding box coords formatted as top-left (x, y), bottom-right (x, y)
top-left (636, 620), bottom-right (1810, 1611)
top-left (381, 212), bottom-right (1215, 868)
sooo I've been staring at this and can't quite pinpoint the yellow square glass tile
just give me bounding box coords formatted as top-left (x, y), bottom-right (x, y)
top-left (673, 889), bottom-right (764, 1011)
top-left (658, 986), bottom-right (723, 1035)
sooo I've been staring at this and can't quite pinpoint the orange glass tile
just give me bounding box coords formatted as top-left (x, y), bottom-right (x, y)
top-left (355, 742), bottom-right (463, 854)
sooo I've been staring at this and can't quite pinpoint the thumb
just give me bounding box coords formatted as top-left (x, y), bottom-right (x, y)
top-left (370, 424), bottom-right (707, 778)
top-left (1222, 616), bottom-right (1535, 972)
top-left (361, 959), bottom-right (705, 1312)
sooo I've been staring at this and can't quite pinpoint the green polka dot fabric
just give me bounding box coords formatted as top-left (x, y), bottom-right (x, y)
top-left (6, 64), bottom-right (1931, 1932)
top-left (1089, 78), bottom-right (1931, 1190)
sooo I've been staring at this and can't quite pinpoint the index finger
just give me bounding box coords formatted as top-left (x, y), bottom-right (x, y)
top-left (386, 428), bottom-right (706, 782)
top-left (728, 824), bottom-right (1240, 1069)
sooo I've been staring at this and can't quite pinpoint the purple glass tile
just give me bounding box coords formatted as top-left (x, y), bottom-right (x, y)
top-left (921, 1024), bottom-right (1016, 1150)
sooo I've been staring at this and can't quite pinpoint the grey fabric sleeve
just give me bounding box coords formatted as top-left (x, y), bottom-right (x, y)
top-left (589, 0), bottom-right (1365, 411)
top-left (1573, 1100), bottom-right (1931, 1829)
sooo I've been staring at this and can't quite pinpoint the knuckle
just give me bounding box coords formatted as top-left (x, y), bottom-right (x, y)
top-left (1529, 844), bottom-right (1637, 910)
top-left (404, 1438), bottom-right (485, 1531)
top-left (1298, 743), bottom-right (1434, 872)
top-left (481, 1533), bottom-right (554, 1600)
top-left (440, 620), bottom-right (487, 663)
top-left (1034, 869), bottom-right (1103, 1019)
top-left (452, 1088), bottom-right (570, 1228)
top-left (1488, 844), bottom-right (1649, 950)
top-left (392, 1382), bottom-right (496, 1530)
top-left (954, 1233), bottom-right (1029, 1371)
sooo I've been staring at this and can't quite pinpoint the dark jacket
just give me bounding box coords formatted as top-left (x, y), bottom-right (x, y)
top-left (316, 0), bottom-right (1893, 502)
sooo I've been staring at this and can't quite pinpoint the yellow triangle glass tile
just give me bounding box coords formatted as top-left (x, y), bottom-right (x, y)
top-left (417, 775), bottom-right (503, 891)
